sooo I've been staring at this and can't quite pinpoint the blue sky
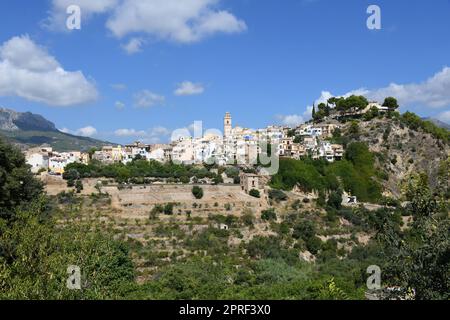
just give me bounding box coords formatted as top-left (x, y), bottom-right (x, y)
top-left (0, 0), bottom-right (449, 144)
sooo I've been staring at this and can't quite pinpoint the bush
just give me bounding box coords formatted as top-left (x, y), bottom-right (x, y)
top-left (164, 203), bottom-right (174, 215)
top-left (261, 208), bottom-right (277, 221)
top-left (249, 189), bottom-right (261, 198)
top-left (241, 211), bottom-right (255, 227)
top-left (292, 220), bottom-right (317, 241)
top-left (327, 190), bottom-right (342, 210)
top-left (149, 204), bottom-right (164, 219)
top-left (192, 186), bottom-right (204, 199)
top-left (75, 180), bottom-right (84, 193)
top-left (268, 189), bottom-right (287, 202)
top-left (305, 236), bottom-right (322, 255)
top-left (401, 111), bottom-right (450, 143)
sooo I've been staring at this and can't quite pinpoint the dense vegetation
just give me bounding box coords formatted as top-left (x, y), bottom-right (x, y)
top-left (64, 159), bottom-right (222, 184)
top-left (270, 142), bottom-right (382, 203)
top-left (0, 134), bottom-right (448, 300)
top-left (400, 111), bottom-right (450, 143)
top-left (0, 138), bottom-right (135, 299)
top-left (0, 137), bottom-right (43, 219)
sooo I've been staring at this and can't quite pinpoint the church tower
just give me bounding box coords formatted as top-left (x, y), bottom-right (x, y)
top-left (224, 112), bottom-right (232, 138)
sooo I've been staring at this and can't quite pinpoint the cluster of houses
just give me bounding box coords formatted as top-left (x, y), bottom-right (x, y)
top-left (25, 147), bottom-right (89, 175)
top-left (25, 112), bottom-right (347, 175)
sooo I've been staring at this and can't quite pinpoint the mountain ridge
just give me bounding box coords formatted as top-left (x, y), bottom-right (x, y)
top-left (0, 107), bottom-right (115, 152)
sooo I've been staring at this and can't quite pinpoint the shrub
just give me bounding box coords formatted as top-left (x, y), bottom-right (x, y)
top-left (327, 190), bottom-right (342, 210)
top-left (149, 204), bottom-right (164, 219)
top-left (261, 208), bottom-right (277, 221)
top-left (269, 189), bottom-right (287, 202)
top-left (192, 186), bottom-right (204, 199)
top-left (75, 180), bottom-right (84, 193)
top-left (305, 236), bottom-right (322, 255)
top-left (241, 211), bottom-right (255, 227)
top-left (292, 220), bottom-right (317, 241)
top-left (164, 203), bottom-right (174, 215)
top-left (249, 189), bottom-right (261, 198)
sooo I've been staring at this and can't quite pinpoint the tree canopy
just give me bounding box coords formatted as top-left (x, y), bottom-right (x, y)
top-left (0, 138), bottom-right (43, 220)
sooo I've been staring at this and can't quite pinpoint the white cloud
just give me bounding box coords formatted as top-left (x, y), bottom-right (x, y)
top-left (303, 106), bottom-right (314, 120)
top-left (365, 67), bottom-right (450, 108)
top-left (438, 110), bottom-right (450, 124)
top-left (302, 91), bottom-right (333, 121)
top-left (133, 90), bottom-right (165, 108)
top-left (145, 126), bottom-right (171, 144)
top-left (114, 126), bottom-right (171, 143)
top-left (174, 81), bottom-right (205, 96)
top-left (0, 35), bottom-right (98, 106)
top-left (303, 67), bottom-right (450, 119)
top-left (115, 101), bottom-right (125, 110)
top-left (76, 126), bottom-right (98, 137)
top-left (111, 83), bottom-right (127, 90)
top-left (122, 37), bottom-right (145, 54)
top-left (51, 0), bottom-right (119, 14)
top-left (149, 126), bottom-right (170, 136)
top-left (106, 0), bottom-right (247, 43)
top-left (114, 128), bottom-right (146, 137)
top-left (277, 114), bottom-right (304, 127)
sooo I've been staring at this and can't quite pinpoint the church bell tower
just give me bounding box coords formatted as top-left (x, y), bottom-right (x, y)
top-left (224, 112), bottom-right (232, 138)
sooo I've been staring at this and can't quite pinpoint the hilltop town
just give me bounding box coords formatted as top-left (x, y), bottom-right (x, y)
top-left (25, 99), bottom-right (395, 176)
top-left (2, 93), bottom-right (449, 301)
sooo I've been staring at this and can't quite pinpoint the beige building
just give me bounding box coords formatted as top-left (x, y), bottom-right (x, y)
top-left (316, 123), bottom-right (341, 138)
top-left (240, 173), bottom-right (260, 193)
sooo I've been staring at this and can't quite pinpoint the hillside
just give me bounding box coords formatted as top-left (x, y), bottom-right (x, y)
top-left (329, 115), bottom-right (450, 198)
top-left (423, 117), bottom-right (450, 130)
top-left (0, 107), bottom-right (114, 151)
top-left (1, 110), bottom-right (448, 300)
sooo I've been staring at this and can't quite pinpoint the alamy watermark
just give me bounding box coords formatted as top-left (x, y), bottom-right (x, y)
top-left (366, 265), bottom-right (381, 290)
top-left (170, 120), bottom-right (280, 176)
top-left (66, 5), bottom-right (81, 30)
top-left (367, 5), bottom-right (382, 30)
top-left (67, 265), bottom-right (81, 290)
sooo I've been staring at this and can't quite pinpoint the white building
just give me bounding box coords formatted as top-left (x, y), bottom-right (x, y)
top-left (26, 152), bottom-right (49, 173)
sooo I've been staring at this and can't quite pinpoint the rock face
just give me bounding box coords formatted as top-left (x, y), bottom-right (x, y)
top-left (0, 107), bottom-right (57, 132)
top-left (341, 118), bottom-right (449, 197)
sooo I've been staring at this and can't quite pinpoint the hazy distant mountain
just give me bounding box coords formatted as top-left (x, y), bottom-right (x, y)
top-left (422, 117), bottom-right (450, 130)
top-left (0, 107), bottom-right (57, 132)
top-left (0, 107), bottom-right (115, 151)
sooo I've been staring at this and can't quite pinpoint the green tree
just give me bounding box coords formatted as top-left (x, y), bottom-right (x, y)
top-left (382, 97), bottom-right (399, 110)
top-left (0, 198), bottom-right (135, 299)
top-left (192, 186), bottom-right (204, 199)
top-left (327, 190), bottom-right (343, 210)
top-left (381, 173), bottom-right (449, 300)
top-left (75, 180), bottom-right (83, 193)
top-left (346, 95), bottom-right (368, 113)
top-left (363, 106), bottom-right (379, 121)
top-left (0, 138), bottom-right (43, 220)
